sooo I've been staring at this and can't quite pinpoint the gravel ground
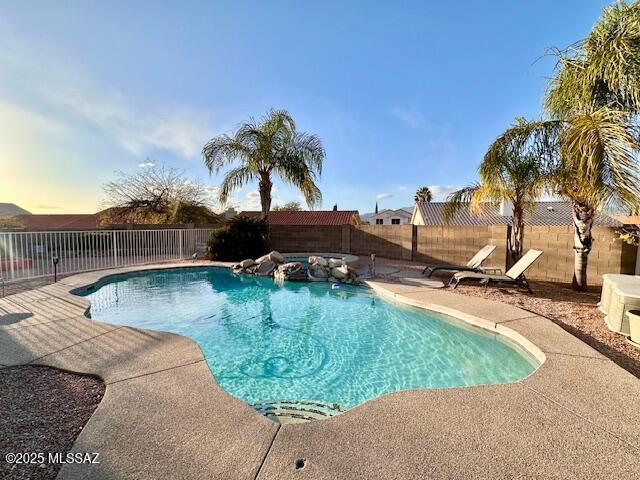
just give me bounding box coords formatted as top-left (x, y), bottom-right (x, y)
top-left (0, 366), bottom-right (105, 480)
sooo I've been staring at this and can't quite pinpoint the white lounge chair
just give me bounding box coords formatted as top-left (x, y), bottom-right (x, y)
top-left (422, 245), bottom-right (497, 277)
top-left (449, 249), bottom-right (543, 293)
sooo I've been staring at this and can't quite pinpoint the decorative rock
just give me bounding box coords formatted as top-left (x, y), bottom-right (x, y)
top-left (255, 260), bottom-right (277, 276)
top-left (255, 254), bottom-right (270, 264)
top-left (239, 259), bottom-right (255, 269)
top-left (308, 264), bottom-right (329, 281)
top-left (331, 266), bottom-right (349, 280)
top-left (309, 256), bottom-right (328, 267)
top-left (327, 258), bottom-right (344, 268)
top-left (268, 251), bottom-right (285, 264)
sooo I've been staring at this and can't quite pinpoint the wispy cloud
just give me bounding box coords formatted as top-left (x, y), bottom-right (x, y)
top-left (139, 161), bottom-right (156, 168)
top-left (33, 204), bottom-right (63, 210)
top-left (391, 107), bottom-right (427, 130)
top-left (376, 192), bottom-right (393, 200)
top-left (38, 83), bottom-right (213, 158)
top-left (398, 186), bottom-right (407, 192)
top-left (428, 185), bottom-right (460, 200)
top-left (0, 26), bottom-right (215, 159)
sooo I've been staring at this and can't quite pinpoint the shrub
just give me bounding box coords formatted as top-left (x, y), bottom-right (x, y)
top-left (207, 216), bottom-right (270, 261)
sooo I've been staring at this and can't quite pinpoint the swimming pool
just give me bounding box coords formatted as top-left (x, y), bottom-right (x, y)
top-left (80, 267), bottom-right (537, 413)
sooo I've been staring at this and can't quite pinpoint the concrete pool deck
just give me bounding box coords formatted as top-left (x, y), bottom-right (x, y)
top-left (1, 262), bottom-right (639, 479)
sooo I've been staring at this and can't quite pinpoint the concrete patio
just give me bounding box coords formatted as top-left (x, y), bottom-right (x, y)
top-left (1, 262), bottom-right (639, 479)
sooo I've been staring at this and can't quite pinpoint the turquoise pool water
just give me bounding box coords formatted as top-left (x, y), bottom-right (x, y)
top-left (80, 267), bottom-right (537, 411)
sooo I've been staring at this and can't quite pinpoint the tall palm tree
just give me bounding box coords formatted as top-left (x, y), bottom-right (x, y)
top-left (202, 110), bottom-right (325, 219)
top-left (414, 187), bottom-right (433, 203)
top-left (542, 0), bottom-right (640, 290)
top-left (444, 118), bottom-right (558, 265)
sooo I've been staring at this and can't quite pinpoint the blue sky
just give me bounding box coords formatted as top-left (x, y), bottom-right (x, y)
top-left (0, 1), bottom-right (611, 214)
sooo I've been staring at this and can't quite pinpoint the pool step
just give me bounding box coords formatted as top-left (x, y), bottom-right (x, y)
top-left (252, 400), bottom-right (342, 423)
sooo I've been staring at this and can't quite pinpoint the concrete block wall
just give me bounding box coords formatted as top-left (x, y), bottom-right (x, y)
top-left (523, 226), bottom-right (637, 284)
top-left (349, 225), bottom-right (414, 261)
top-left (414, 225), bottom-right (507, 270)
top-left (269, 225), bottom-right (344, 253)
top-left (268, 224), bottom-right (637, 285)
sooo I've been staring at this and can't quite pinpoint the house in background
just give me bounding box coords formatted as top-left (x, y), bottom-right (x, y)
top-left (364, 208), bottom-right (412, 225)
top-left (411, 200), bottom-right (622, 227)
top-left (239, 210), bottom-right (362, 225)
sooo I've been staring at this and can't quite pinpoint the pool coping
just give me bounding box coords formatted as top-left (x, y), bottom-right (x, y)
top-left (1, 262), bottom-right (639, 479)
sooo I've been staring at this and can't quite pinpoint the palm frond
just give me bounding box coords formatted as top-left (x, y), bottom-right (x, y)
top-left (443, 184), bottom-right (480, 224)
top-left (561, 107), bottom-right (640, 210)
top-left (218, 167), bottom-right (256, 205)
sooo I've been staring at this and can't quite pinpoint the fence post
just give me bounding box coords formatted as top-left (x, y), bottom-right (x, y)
top-left (8, 232), bottom-right (15, 282)
top-left (411, 225), bottom-right (417, 261)
top-left (112, 231), bottom-right (118, 267)
top-left (179, 230), bottom-right (183, 259)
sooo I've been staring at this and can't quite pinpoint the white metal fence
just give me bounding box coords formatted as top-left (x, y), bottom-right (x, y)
top-left (0, 228), bottom-right (217, 283)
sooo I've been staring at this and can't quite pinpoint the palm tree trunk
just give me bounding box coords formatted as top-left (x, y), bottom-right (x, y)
top-left (507, 204), bottom-right (525, 268)
top-left (571, 199), bottom-right (594, 291)
top-left (258, 172), bottom-right (273, 219)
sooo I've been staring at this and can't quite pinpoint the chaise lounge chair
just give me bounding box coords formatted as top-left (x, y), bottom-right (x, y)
top-left (449, 249), bottom-right (543, 293)
top-left (422, 245), bottom-right (496, 277)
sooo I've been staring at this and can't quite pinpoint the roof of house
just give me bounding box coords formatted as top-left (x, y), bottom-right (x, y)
top-left (414, 201), bottom-right (622, 227)
top-left (238, 210), bottom-right (361, 225)
top-left (371, 208), bottom-right (412, 217)
top-left (361, 207), bottom-right (413, 222)
top-left (0, 203), bottom-right (31, 216)
top-left (13, 214), bottom-right (101, 230)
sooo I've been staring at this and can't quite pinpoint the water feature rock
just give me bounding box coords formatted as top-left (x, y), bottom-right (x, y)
top-left (255, 254), bottom-right (270, 264)
top-left (309, 256), bottom-right (328, 267)
top-left (255, 260), bottom-right (277, 276)
top-left (308, 264), bottom-right (330, 281)
top-left (239, 259), bottom-right (255, 269)
top-left (331, 266), bottom-right (348, 280)
top-left (327, 258), bottom-right (344, 268)
top-left (268, 251), bottom-right (285, 264)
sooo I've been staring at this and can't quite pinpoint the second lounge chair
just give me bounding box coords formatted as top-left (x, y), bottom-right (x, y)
top-left (422, 245), bottom-right (496, 277)
top-left (449, 249), bottom-right (543, 293)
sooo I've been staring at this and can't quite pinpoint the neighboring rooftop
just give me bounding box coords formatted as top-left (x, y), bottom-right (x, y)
top-left (361, 207), bottom-right (413, 223)
top-left (0, 203), bottom-right (31, 216)
top-left (412, 201), bottom-right (622, 227)
top-left (238, 210), bottom-right (362, 225)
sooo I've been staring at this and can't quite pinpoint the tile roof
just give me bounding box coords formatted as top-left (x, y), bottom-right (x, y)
top-left (238, 210), bottom-right (361, 225)
top-left (415, 201), bottom-right (622, 227)
top-left (13, 214), bottom-right (101, 230)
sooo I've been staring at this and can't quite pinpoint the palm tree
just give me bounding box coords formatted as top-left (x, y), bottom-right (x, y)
top-left (444, 118), bottom-right (558, 265)
top-left (550, 110), bottom-right (640, 289)
top-left (202, 109), bottom-right (325, 219)
top-left (542, 0), bottom-right (640, 290)
top-left (415, 187), bottom-right (433, 203)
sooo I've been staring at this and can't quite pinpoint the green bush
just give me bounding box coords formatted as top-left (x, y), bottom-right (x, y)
top-left (207, 216), bottom-right (270, 261)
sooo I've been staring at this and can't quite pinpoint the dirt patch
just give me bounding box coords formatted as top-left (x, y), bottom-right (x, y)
top-left (0, 365), bottom-right (105, 480)
top-left (448, 280), bottom-right (640, 378)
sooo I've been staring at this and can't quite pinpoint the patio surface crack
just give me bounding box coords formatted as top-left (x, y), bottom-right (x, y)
top-left (524, 383), bottom-right (639, 452)
top-left (105, 358), bottom-right (206, 386)
top-left (253, 423), bottom-right (281, 480)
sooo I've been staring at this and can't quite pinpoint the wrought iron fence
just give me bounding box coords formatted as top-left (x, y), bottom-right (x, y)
top-left (0, 228), bottom-right (216, 283)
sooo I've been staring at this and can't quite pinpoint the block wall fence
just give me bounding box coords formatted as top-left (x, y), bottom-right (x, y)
top-left (270, 224), bottom-right (638, 285)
